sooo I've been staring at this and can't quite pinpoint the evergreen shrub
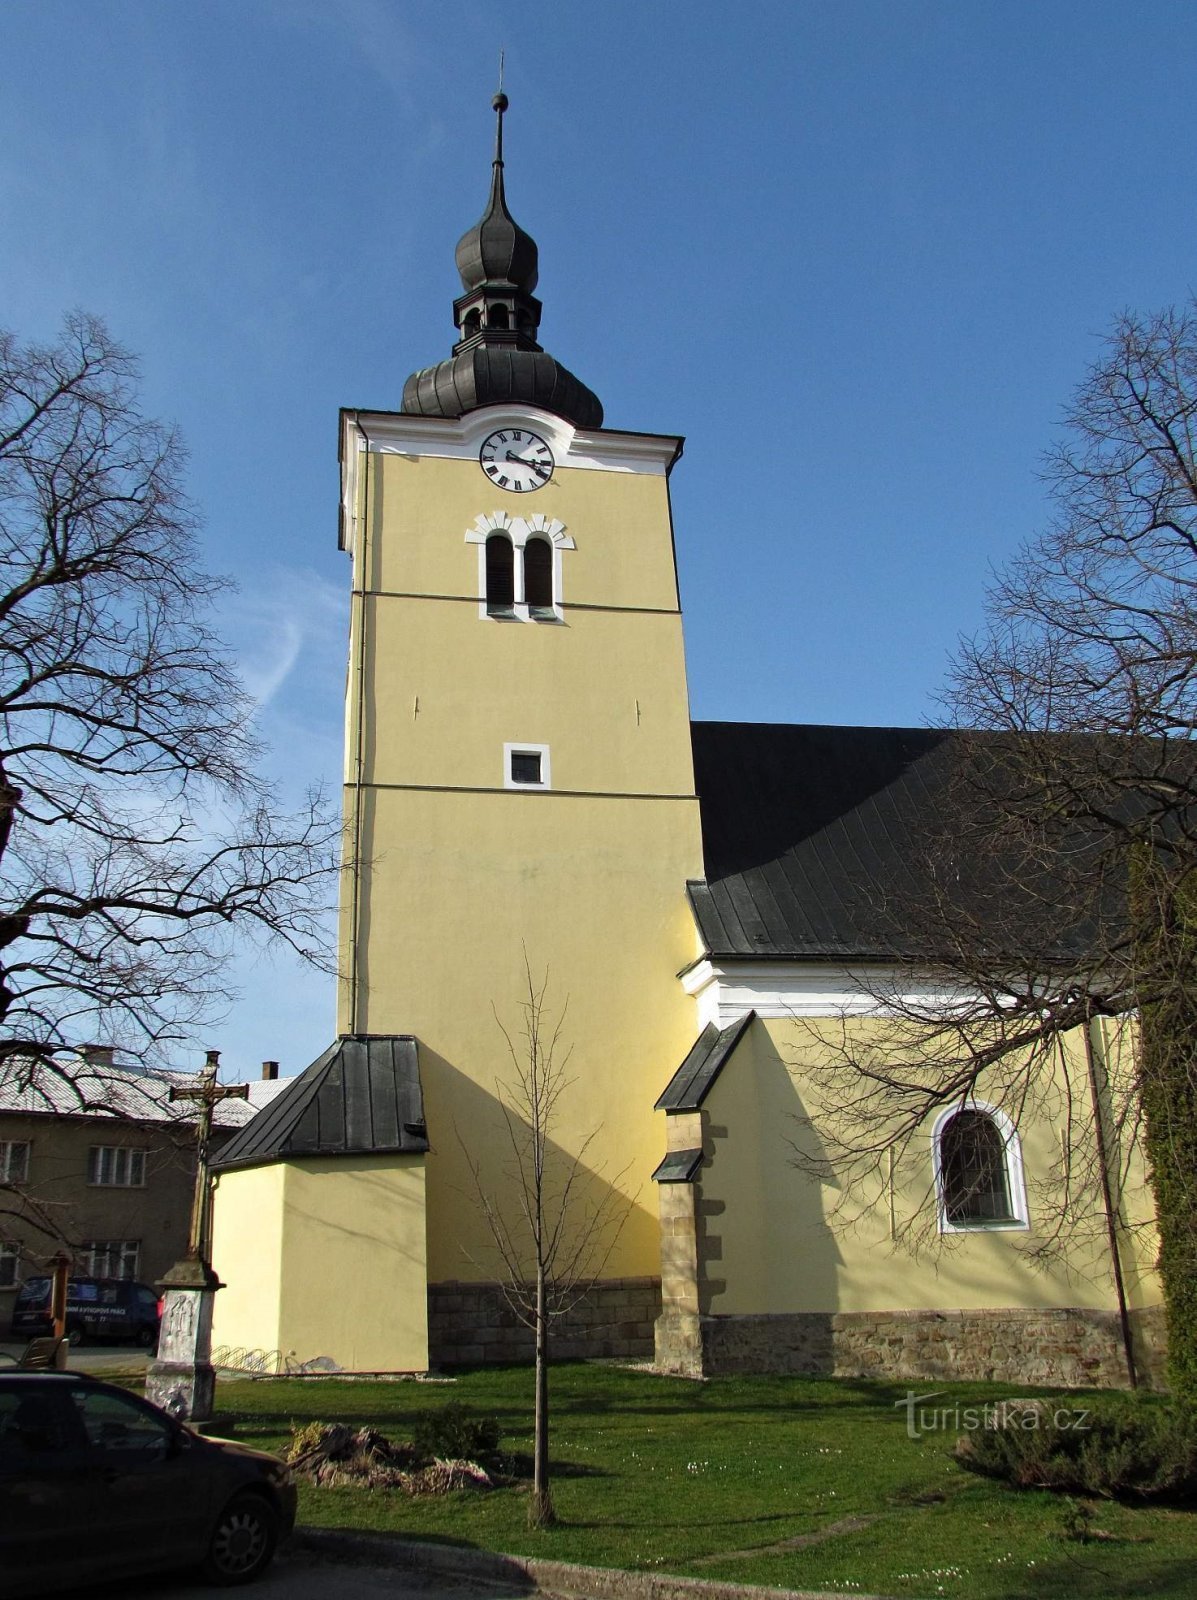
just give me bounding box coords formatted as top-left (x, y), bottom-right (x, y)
top-left (955, 1399), bottom-right (1197, 1502)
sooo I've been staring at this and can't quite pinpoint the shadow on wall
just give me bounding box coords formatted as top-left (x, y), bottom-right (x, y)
top-left (700, 1019), bottom-right (844, 1321)
top-left (419, 1046), bottom-right (661, 1363)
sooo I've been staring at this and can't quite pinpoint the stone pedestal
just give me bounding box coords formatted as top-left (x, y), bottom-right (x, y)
top-left (145, 1257), bottom-right (222, 1422)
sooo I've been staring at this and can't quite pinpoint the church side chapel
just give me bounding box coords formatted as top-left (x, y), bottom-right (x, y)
top-left (209, 95), bottom-right (1163, 1387)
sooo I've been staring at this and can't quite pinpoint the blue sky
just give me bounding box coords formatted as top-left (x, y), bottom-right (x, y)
top-left (2, 1), bottom-right (1194, 1080)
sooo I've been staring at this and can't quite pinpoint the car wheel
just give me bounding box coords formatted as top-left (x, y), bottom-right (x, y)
top-left (201, 1492), bottom-right (279, 1585)
top-left (136, 1324), bottom-right (156, 1348)
top-left (66, 1326), bottom-right (84, 1347)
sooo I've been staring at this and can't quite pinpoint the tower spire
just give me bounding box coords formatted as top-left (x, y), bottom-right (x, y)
top-left (401, 90), bottom-right (603, 430)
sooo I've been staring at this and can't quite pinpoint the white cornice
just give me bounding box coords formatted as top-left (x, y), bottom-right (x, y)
top-left (341, 405), bottom-right (682, 478)
top-left (683, 958), bottom-right (975, 1028)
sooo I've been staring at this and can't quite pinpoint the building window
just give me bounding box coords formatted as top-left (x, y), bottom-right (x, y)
top-left (0, 1243), bottom-right (18, 1289)
top-left (87, 1147), bottom-right (146, 1188)
top-left (485, 533), bottom-right (515, 615)
top-left (0, 1141), bottom-right (29, 1183)
top-left (504, 742), bottom-right (551, 790)
top-left (467, 512), bottom-right (574, 622)
top-left (81, 1240), bottom-right (140, 1280)
top-left (524, 536), bottom-right (553, 614)
top-left (932, 1103), bottom-right (1028, 1232)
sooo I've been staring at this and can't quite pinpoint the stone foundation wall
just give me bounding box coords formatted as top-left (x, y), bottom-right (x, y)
top-left (661, 1306), bottom-right (1163, 1390)
top-left (428, 1278), bottom-right (661, 1367)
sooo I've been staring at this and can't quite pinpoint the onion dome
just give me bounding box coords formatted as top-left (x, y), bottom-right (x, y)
top-left (402, 93), bottom-right (603, 430)
top-left (454, 100), bottom-right (539, 294)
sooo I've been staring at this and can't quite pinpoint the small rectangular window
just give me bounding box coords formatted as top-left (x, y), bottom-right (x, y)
top-left (504, 742), bottom-right (551, 790)
top-left (0, 1142), bottom-right (29, 1184)
top-left (0, 1243), bottom-right (18, 1289)
top-left (87, 1147), bottom-right (146, 1188)
top-left (510, 751), bottom-right (542, 786)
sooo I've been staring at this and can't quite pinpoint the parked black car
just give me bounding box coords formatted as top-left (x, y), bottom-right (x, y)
top-left (9, 1276), bottom-right (161, 1347)
top-left (0, 1372), bottom-right (296, 1594)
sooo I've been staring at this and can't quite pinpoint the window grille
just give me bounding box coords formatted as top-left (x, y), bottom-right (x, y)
top-left (939, 1110), bottom-right (1014, 1224)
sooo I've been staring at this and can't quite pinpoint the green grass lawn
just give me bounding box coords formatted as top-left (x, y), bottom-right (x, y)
top-left (207, 1363), bottom-right (1197, 1600)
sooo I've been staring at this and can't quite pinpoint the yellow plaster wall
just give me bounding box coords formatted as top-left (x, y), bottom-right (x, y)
top-left (276, 1157), bottom-right (428, 1372)
top-left (339, 435), bottom-right (705, 1286)
top-left (361, 598), bottom-right (694, 794)
top-left (360, 455), bottom-right (682, 611)
top-left (209, 1165), bottom-right (285, 1356)
top-left (697, 1016), bottom-right (1162, 1318)
top-left (355, 786), bottom-right (702, 1280)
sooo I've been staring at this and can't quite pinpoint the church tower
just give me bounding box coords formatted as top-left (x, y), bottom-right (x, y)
top-left (333, 94), bottom-right (704, 1361)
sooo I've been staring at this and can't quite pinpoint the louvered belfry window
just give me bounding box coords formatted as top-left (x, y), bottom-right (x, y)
top-left (940, 1110), bottom-right (1013, 1223)
top-left (524, 537), bottom-right (553, 612)
top-left (485, 534), bottom-right (515, 613)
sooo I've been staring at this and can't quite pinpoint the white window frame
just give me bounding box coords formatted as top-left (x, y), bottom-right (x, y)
top-left (466, 511), bottom-right (574, 623)
top-left (931, 1100), bottom-right (1029, 1234)
top-left (0, 1241), bottom-right (18, 1289)
top-left (87, 1146), bottom-right (146, 1188)
top-left (0, 1140), bottom-right (30, 1183)
top-left (81, 1239), bottom-right (140, 1280)
top-left (503, 742), bottom-right (552, 791)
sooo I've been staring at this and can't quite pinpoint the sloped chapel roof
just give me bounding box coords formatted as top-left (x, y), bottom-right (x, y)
top-left (687, 721), bottom-right (1116, 964)
top-left (210, 1035), bottom-right (427, 1171)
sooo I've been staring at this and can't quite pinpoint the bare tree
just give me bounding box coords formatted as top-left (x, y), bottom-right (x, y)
top-left (790, 301), bottom-right (1197, 1393)
top-left (0, 314), bottom-right (338, 1085)
top-left (460, 963), bottom-right (629, 1527)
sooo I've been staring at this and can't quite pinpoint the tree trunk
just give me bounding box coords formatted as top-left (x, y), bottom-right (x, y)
top-left (529, 1263), bottom-right (554, 1526)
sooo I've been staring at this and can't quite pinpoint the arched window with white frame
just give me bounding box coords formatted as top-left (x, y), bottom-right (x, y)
top-left (523, 535), bottom-right (553, 615)
top-left (485, 533), bottom-right (515, 615)
top-left (466, 512), bottom-right (575, 622)
top-left (932, 1102), bottom-right (1029, 1233)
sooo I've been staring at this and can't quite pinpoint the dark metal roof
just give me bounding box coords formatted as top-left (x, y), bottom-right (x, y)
top-left (652, 1148), bottom-right (704, 1184)
top-left (655, 1014), bottom-right (755, 1112)
top-left (401, 93), bottom-right (603, 431)
top-left (210, 1035), bottom-right (427, 1172)
top-left (689, 721), bottom-right (1116, 963)
top-left (401, 345), bottom-right (603, 430)
top-left (455, 96), bottom-right (539, 295)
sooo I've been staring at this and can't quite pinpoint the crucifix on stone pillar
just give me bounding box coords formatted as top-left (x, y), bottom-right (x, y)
top-left (146, 1048), bottom-right (249, 1424)
top-left (170, 1049), bottom-right (248, 1264)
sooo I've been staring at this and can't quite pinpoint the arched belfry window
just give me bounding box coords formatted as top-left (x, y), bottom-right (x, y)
top-left (524, 537), bottom-right (553, 614)
top-left (933, 1104), bottom-right (1028, 1232)
top-left (485, 534), bottom-right (515, 615)
top-left (467, 512), bottom-right (574, 622)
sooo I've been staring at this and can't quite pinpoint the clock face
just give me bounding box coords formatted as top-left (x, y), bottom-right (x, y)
top-left (479, 428), bottom-right (554, 493)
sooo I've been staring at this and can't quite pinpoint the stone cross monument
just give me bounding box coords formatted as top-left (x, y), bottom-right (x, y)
top-left (145, 1050), bottom-right (248, 1422)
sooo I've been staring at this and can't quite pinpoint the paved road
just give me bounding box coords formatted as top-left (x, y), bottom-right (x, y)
top-left (58, 1548), bottom-right (540, 1600)
top-left (0, 1340), bottom-right (149, 1373)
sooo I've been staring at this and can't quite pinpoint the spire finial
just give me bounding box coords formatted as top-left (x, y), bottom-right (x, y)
top-left (493, 52), bottom-right (508, 167)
